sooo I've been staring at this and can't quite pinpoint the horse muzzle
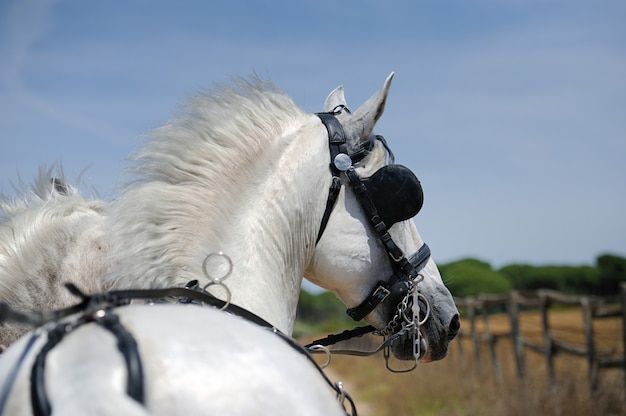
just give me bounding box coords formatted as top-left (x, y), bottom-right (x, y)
top-left (389, 302), bottom-right (460, 362)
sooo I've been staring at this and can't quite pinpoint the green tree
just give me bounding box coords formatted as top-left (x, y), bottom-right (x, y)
top-left (439, 258), bottom-right (512, 297)
top-left (498, 264), bottom-right (533, 290)
top-left (596, 254), bottom-right (626, 296)
top-left (297, 290), bottom-right (352, 321)
top-left (501, 265), bottom-right (597, 293)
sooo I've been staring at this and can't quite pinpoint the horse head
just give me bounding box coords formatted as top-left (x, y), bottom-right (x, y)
top-left (306, 73), bottom-right (460, 363)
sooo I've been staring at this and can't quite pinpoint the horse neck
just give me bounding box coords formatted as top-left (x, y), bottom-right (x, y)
top-left (203, 118), bottom-right (329, 333)
top-left (104, 116), bottom-right (329, 335)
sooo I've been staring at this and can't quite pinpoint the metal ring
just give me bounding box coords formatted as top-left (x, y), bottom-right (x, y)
top-left (416, 293), bottom-right (431, 326)
top-left (307, 344), bottom-right (332, 369)
top-left (201, 252), bottom-right (233, 283)
top-left (201, 281), bottom-right (232, 311)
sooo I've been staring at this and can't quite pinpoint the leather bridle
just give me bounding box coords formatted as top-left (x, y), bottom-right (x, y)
top-left (315, 109), bottom-right (431, 325)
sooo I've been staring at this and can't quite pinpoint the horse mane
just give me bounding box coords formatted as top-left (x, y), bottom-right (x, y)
top-left (0, 165), bottom-right (106, 325)
top-left (103, 77), bottom-right (309, 289)
top-left (124, 77), bottom-right (305, 187)
top-left (1, 166), bottom-right (77, 214)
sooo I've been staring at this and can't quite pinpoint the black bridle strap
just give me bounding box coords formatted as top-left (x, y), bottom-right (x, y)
top-left (344, 166), bottom-right (422, 279)
top-left (316, 177), bottom-right (341, 244)
top-left (341, 164), bottom-right (424, 322)
top-left (346, 244), bottom-right (431, 322)
top-left (315, 112), bottom-right (349, 244)
top-left (344, 167), bottom-right (405, 262)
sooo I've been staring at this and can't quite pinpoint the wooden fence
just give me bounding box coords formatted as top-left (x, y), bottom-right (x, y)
top-left (453, 283), bottom-right (626, 396)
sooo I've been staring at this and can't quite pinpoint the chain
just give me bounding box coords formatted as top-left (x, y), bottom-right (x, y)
top-left (374, 281), bottom-right (416, 338)
top-left (372, 274), bottom-right (431, 373)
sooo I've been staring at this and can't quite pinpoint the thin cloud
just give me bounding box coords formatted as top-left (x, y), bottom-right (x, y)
top-left (1, 0), bottom-right (624, 266)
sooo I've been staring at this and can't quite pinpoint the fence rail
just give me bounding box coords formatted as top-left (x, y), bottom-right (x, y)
top-left (454, 283), bottom-right (626, 397)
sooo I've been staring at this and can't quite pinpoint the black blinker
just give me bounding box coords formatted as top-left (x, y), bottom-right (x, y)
top-left (361, 165), bottom-right (423, 227)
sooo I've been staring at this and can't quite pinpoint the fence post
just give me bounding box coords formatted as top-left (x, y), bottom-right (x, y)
top-left (467, 297), bottom-right (482, 373)
top-left (455, 288), bottom-right (626, 402)
top-left (539, 291), bottom-right (557, 392)
top-left (480, 296), bottom-right (502, 381)
top-left (581, 297), bottom-right (598, 392)
top-left (509, 291), bottom-right (525, 379)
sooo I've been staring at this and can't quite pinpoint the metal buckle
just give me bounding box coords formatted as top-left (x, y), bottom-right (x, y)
top-left (372, 285), bottom-right (391, 303)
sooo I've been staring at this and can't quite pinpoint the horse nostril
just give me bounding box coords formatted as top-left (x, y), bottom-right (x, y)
top-left (448, 314), bottom-right (460, 340)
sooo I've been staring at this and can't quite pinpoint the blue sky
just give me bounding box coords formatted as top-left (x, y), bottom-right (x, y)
top-left (1, 0), bottom-right (625, 269)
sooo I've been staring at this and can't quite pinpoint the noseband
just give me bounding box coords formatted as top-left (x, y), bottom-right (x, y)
top-left (315, 110), bottom-right (431, 327)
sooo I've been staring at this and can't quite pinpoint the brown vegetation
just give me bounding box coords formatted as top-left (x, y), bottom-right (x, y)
top-left (312, 310), bottom-right (625, 415)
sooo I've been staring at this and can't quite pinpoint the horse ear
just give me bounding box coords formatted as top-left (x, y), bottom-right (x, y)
top-left (348, 72), bottom-right (394, 139)
top-left (323, 85), bottom-right (346, 112)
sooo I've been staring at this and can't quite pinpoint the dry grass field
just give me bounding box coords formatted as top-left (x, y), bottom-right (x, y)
top-left (310, 309), bottom-right (625, 416)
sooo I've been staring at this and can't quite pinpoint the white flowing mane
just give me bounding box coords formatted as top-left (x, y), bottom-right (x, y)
top-left (103, 78), bottom-right (310, 291)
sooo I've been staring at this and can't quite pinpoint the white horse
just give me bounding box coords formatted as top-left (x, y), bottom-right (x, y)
top-left (0, 74), bottom-right (459, 415)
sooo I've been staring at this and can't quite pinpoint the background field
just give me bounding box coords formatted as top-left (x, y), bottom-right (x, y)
top-left (302, 310), bottom-right (625, 416)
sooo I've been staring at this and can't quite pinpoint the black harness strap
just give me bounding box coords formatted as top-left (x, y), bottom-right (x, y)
top-left (31, 322), bottom-right (75, 416)
top-left (95, 310), bottom-right (144, 404)
top-left (30, 308), bottom-right (145, 416)
top-left (104, 285), bottom-right (277, 328)
top-left (3, 283), bottom-right (358, 416)
top-left (0, 299), bottom-right (91, 328)
top-left (304, 325), bottom-right (376, 349)
top-left (271, 327), bottom-right (358, 415)
top-left (110, 285), bottom-right (358, 414)
top-left (0, 282), bottom-right (275, 329)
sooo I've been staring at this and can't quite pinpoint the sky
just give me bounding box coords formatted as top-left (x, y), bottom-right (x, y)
top-left (1, 0), bottom-right (625, 270)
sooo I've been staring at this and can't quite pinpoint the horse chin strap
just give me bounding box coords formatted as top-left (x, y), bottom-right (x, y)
top-left (315, 111), bottom-right (431, 325)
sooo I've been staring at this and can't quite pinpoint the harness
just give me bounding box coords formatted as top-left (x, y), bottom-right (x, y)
top-left (0, 283), bottom-right (358, 416)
